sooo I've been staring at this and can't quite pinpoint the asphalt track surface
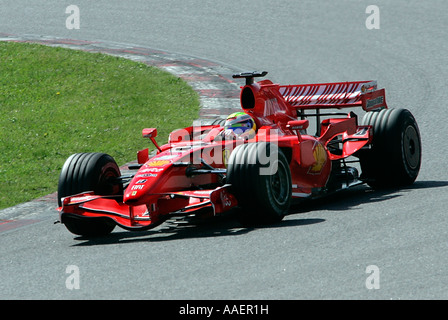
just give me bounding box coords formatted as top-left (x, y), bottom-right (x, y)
top-left (1, 1), bottom-right (447, 300)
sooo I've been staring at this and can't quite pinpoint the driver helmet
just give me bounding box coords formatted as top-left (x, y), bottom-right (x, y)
top-left (224, 112), bottom-right (256, 136)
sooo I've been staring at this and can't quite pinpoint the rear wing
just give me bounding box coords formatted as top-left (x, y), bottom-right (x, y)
top-left (278, 80), bottom-right (387, 111)
top-left (232, 72), bottom-right (389, 132)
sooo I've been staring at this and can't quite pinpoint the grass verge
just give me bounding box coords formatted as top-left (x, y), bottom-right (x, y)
top-left (0, 42), bottom-right (200, 210)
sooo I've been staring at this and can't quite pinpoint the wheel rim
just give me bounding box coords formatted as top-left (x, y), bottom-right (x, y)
top-left (403, 125), bottom-right (420, 170)
top-left (269, 160), bottom-right (289, 206)
top-left (97, 165), bottom-right (121, 195)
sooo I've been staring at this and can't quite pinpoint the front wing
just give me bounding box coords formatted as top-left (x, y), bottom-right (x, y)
top-left (59, 185), bottom-right (238, 231)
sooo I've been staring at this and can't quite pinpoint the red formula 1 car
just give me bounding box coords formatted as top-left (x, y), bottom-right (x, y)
top-left (57, 71), bottom-right (421, 236)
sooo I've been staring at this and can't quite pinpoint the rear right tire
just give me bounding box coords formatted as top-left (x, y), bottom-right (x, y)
top-left (359, 108), bottom-right (421, 188)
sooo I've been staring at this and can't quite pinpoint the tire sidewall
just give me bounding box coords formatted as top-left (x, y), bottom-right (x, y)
top-left (361, 108), bottom-right (421, 187)
top-left (58, 153), bottom-right (121, 236)
top-left (227, 142), bottom-right (292, 224)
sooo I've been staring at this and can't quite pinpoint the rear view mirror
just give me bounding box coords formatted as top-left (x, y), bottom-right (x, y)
top-left (142, 128), bottom-right (157, 138)
top-left (142, 128), bottom-right (162, 152)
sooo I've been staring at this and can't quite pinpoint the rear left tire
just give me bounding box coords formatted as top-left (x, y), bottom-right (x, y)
top-left (227, 142), bottom-right (292, 225)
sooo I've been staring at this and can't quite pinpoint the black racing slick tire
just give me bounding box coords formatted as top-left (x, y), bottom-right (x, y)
top-left (227, 142), bottom-right (292, 225)
top-left (57, 153), bottom-right (122, 236)
top-left (359, 108), bottom-right (421, 188)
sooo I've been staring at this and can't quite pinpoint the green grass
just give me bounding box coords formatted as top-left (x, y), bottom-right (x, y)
top-left (0, 42), bottom-right (200, 209)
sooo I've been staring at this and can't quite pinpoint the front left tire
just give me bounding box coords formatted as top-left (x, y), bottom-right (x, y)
top-left (58, 152), bottom-right (122, 236)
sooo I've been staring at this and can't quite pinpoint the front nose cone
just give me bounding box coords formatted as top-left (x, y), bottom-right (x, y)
top-left (124, 186), bottom-right (145, 204)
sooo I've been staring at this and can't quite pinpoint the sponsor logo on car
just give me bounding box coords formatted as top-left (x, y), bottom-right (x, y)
top-left (153, 154), bottom-right (178, 160)
top-left (136, 173), bottom-right (158, 178)
top-left (309, 143), bottom-right (327, 174)
top-left (140, 168), bottom-right (164, 173)
top-left (146, 160), bottom-right (171, 167)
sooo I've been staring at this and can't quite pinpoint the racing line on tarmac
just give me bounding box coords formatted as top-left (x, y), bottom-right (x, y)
top-left (0, 33), bottom-right (243, 226)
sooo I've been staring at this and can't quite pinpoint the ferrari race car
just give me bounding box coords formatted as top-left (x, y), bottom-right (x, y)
top-left (57, 71), bottom-right (421, 236)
